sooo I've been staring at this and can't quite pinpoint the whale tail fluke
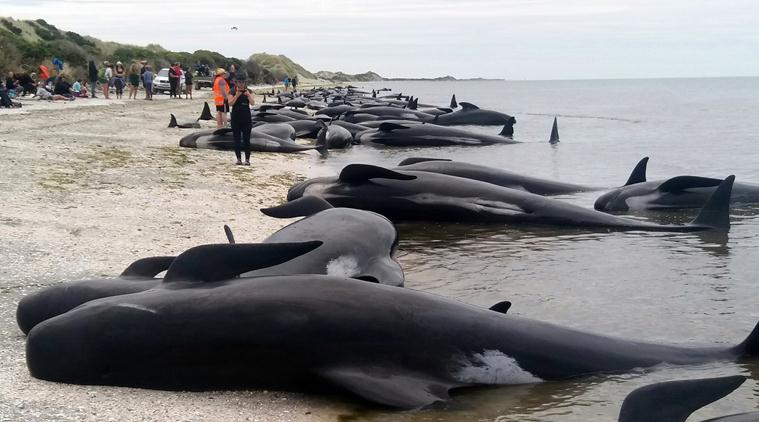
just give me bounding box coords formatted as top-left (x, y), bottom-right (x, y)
top-left (315, 126), bottom-right (329, 158)
top-left (199, 102), bottom-right (214, 120)
top-left (625, 157), bottom-right (649, 185)
top-left (689, 175), bottom-right (733, 230)
top-left (499, 120), bottom-right (515, 137)
top-left (168, 114), bottom-right (178, 128)
top-left (549, 117), bottom-right (559, 144)
top-left (618, 375), bottom-right (746, 422)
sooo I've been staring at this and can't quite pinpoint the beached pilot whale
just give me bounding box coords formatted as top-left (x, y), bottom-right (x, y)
top-left (433, 102), bottom-right (516, 131)
top-left (595, 157), bottom-right (759, 211)
top-left (355, 121), bottom-right (518, 147)
top-left (396, 158), bottom-right (601, 194)
top-left (168, 114), bottom-right (201, 128)
top-left (286, 164), bottom-right (734, 232)
top-left (16, 256), bottom-right (174, 335)
top-left (179, 127), bottom-right (327, 155)
top-left (618, 375), bottom-right (757, 422)
top-left (25, 268), bottom-right (759, 409)
top-left (256, 196), bottom-right (403, 285)
top-left (316, 120), bottom-right (353, 149)
top-left (16, 202), bottom-right (401, 333)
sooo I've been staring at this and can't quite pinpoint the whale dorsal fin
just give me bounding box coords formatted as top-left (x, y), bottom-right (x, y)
top-left (339, 164), bottom-right (417, 184)
top-left (199, 102), bottom-right (214, 120)
top-left (319, 366), bottom-right (458, 409)
top-left (689, 175), bottom-right (734, 230)
top-left (397, 157), bottom-right (453, 166)
top-left (223, 225), bottom-right (235, 244)
top-left (450, 94), bottom-right (457, 109)
top-left (261, 196), bottom-right (334, 218)
top-left (120, 256), bottom-right (175, 279)
top-left (549, 117), bottom-right (559, 144)
top-left (618, 375), bottom-right (746, 422)
top-left (489, 301), bottom-right (512, 314)
top-left (378, 122), bottom-right (411, 132)
top-left (163, 242), bottom-right (322, 283)
top-left (624, 157), bottom-right (649, 186)
top-left (459, 102), bottom-right (479, 111)
top-left (658, 176), bottom-right (723, 193)
top-left (168, 114), bottom-right (178, 128)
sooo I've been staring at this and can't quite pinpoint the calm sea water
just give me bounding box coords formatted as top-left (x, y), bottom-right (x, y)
top-left (308, 78), bottom-right (759, 421)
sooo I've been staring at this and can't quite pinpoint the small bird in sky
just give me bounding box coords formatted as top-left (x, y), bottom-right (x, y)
top-left (231, 26), bottom-right (238, 30)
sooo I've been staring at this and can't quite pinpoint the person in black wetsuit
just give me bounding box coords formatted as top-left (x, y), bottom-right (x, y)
top-left (227, 72), bottom-right (254, 165)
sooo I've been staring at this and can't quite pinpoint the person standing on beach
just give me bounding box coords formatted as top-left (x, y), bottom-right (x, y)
top-left (291, 76), bottom-right (298, 92)
top-left (283, 76), bottom-right (290, 92)
top-left (168, 63), bottom-right (180, 99)
top-left (142, 65), bottom-right (154, 100)
top-left (113, 61), bottom-right (126, 99)
top-left (102, 62), bottom-right (112, 99)
top-left (88, 60), bottom-right (98, 98)
top-left (213, 68), bottom-right (229, 128)
top-left (184, 67), bottom-right (193, 99)
top-left (127, 62), bottom-right (140, 99)
top-left (227, 72), bottom-right (254, 165)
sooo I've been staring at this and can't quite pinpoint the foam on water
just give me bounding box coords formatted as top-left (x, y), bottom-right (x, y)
top-left (326, 255), bottom-right (360, 277)
top-left (454, 350), bottom-right (542, 385)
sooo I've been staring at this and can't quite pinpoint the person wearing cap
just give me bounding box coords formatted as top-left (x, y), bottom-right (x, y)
top-left (113, 61), bottom-right (126, 99)
top-left (213, 68), bottom-right (230, 128)
top-left (227, 72), bottom-right (254, 165)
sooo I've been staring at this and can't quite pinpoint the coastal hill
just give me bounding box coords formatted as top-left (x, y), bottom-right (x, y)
top-left (0, 16), bottom-right (493, 83)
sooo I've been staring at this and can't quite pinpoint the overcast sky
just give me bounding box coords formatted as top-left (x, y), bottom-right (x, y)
top-left (2, 0), bottom-right (757, 80)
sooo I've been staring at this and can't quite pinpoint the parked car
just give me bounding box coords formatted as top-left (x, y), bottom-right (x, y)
top-left (153, 68), bottom-right (185, 94)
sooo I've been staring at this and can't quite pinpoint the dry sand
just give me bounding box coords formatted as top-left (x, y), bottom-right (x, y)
top-left (0, 91), bottom-right (360, 421)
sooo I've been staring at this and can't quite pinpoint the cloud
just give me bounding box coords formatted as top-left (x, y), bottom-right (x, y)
top-left (1, 0), bottom-right (757, 79)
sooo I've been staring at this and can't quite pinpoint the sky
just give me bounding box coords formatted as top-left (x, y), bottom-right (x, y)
top-left (1, 0), bottom-right (758, 80)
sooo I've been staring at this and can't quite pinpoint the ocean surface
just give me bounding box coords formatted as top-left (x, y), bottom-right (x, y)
top-left (307, 78), bottom-right (759, 421)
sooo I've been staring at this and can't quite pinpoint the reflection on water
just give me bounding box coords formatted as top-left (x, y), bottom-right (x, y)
top-left (313, 78), bottom-right (759, 421)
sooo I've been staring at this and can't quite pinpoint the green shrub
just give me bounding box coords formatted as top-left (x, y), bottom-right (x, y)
top-left (1, 19), bottom-right (23, 35)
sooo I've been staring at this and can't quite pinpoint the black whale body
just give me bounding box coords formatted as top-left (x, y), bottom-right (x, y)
top-left (286, 164), bottom-right (733, 232)
top-left (26, 269), bottom-right (759, 409)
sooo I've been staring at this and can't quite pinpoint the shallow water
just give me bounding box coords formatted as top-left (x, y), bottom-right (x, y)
top-left (309, 78), bottom-right (759, 421)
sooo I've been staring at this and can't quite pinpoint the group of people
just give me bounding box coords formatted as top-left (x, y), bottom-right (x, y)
top-left (283, 75), bottom-right (298, 92)
top-left (212, 66), bottom-right (254, 165)
top-left (88, 60), bottom-right (158, 100)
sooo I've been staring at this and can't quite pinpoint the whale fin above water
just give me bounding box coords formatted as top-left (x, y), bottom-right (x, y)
top-left (223, 225), bottom-right (235, 244)
top-left (618, 375), bottom-right (746, 422)
top-left (624, 157), bottom-right (649, 186)
top-left (397, 157), bottom-right (453, 166)
top-left (734, 320), bottom-right (759, 356)
top-left (199, 102), bottom-right (213, 120)
top-left (261, 196), bottom-right (334, 218)
top-left (339, 164), bottom-right (417, 184)
top-left (489, 301), bottom-right (512, 314)
top-left (549, 117), bottom-right (559, 144)
top-left (689, 175), bottom-right (734, 230)
top-left (319, 366), bottom-right (457, 409)
top-left (450, 94), bottom-right (458, 109)
top-left (459, 102), bottom-right (480, 111)
top-left (163, 242), bottom-right (322, 283)
top-left (500, 121), bottom-right (515, 137)
top-left (168, 114), bottom-right (178, 128)
top-left (657, 176), bottom-right (723, 193)
top-left (120, 256), bottom-right (175, 279)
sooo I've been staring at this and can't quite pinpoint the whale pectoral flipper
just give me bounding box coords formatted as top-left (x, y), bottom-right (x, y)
top-left (163, 241), bottom-right (322, 282)
top-left (378, 123), bottom-right (412, 132)
top-left (120, 256), bottom-right (175, 278)
top-left (624, 157), bottom-right (649, 186)
top-left (212, 128), bottom-right (234, 136)
top-left (489, 301), bottom-right (512, 314)
top-left (319, 366), bottom-right (459, 409)
top-left (339, 164), bottom-right (417, 184)
top-left (261, 196), bottom-right (334, 218)
top-left (618, 375), bottom-right (746, 422)
top-left (657, 176), bottom-right (723, 193)
top-left (397, 157), bottom-right (453, 166)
